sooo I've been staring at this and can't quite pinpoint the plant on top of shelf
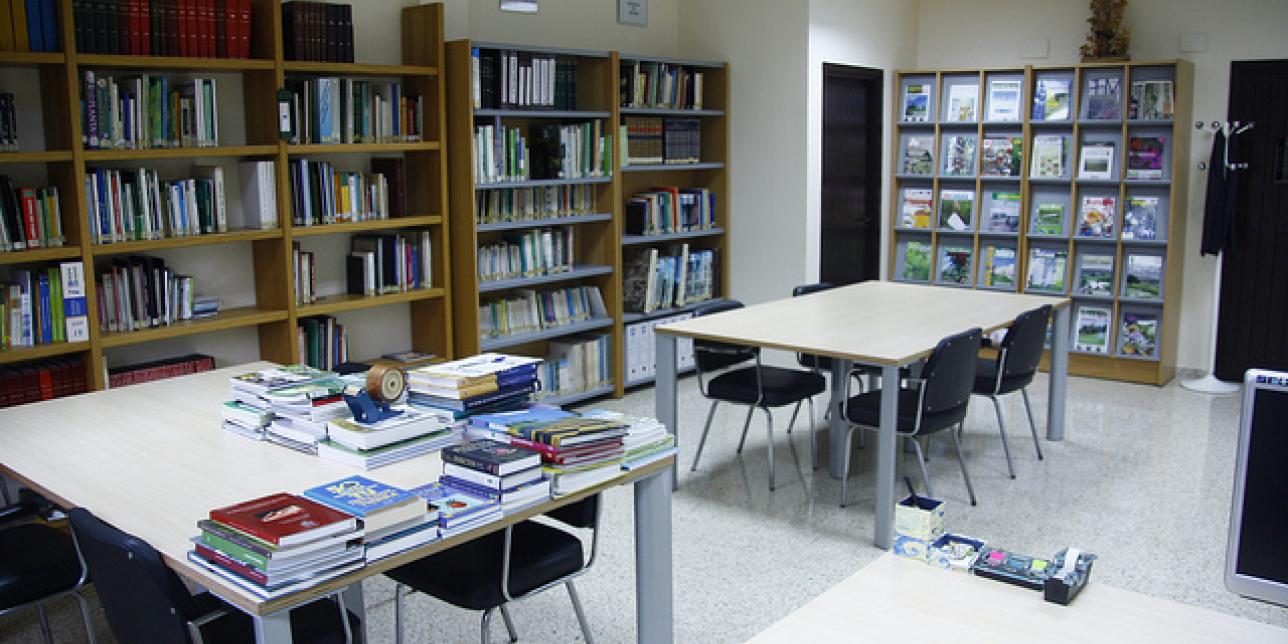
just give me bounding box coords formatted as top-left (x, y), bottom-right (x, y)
top-left (1079, 0), bottom-right (1131, 62)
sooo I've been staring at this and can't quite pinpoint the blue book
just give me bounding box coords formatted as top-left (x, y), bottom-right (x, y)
top-left (36, 273), bottom-right (52, 344)
top-left (470, 406), bottom-right (574, 430)
top-left (408, 481), bottom-right (500, 529)
top-left (26, 0), bottom-right (43, 52)
top-left (317, 81), bottom-right (333, 143)
top-left (301, 476), bottom-right (417, 518)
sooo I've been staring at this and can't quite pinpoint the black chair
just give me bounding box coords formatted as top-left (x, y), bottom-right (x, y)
top-left (972, 305), bottom-right (1051, 478)
top-left (68, 508), bottom-right (360, 644)
top-left (689, 299), bottom-right (827, 488)
top-left (841, 327), bottom-right (983, 507)
top-left (385, 495), bottom-right (601, 644)
top-left (0, 492), bottom-right (95, 644)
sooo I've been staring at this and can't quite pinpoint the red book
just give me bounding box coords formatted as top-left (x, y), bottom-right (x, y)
top-left (19, 188), bottom-right (40, 248)
top-left (180, 0), bottom-right (192, 56)
top-left (209, 492), bottom-right (357, 547)
top-left (166, 0), bottom-right (179, 55)
top-left (139, 0), bottom-right (151, 56)
top-left (241, 0), bottom-right (252, 58)
top-left (37, 365), bottom-right (54, 400)
top-left (203, 0), bottom-right (214, 57)
top-left (132, 0), bottom-right (144, 55)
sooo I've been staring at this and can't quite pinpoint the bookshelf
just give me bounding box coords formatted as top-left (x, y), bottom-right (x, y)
top-left (445, 40), bottom-right (621, 403)
top-left (889, 61), bottom-right (1193, 385)
top-left (0, 1), bottom-right (452, 391)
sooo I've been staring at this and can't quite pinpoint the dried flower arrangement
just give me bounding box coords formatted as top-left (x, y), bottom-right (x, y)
top-left (1080, 0), bottom-right (1131, 62)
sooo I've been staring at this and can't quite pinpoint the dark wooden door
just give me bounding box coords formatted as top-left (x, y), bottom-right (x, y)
top-left (820, 64), bottom-right (882, 286)
top-left (1215, 60), bottom-right (1288, 380)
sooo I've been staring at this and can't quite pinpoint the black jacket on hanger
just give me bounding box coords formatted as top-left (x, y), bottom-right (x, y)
top-left (1200, 129), bottom-right (1240, 256)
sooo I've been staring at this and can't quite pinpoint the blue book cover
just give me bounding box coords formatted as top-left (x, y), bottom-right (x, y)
top-left (41, 0), bottom-right (57, 52)
top-left (408, 481), bottom-right (499, 527)
top-left (36, 273), bottom-right (52, 344)
top-left (317, 80), bottom-right (333, 143)
top-left (301, 476), bottom-right (416, 518)
top-left (470, 407), bottom-right (574, 430)
top-left (26, 0), bottom-right (43, 52)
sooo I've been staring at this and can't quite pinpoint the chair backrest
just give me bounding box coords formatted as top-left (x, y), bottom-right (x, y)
top-left (545, 494), bottom-right (599, 529)
top-left (692, 300), bottom-right (757, 373)
top-left (918, 327), bottom-right (983, 414)
top-left (998, 305), bottom-right (1052, 379)
top-left (792, 283), bottom-right (834, 370)
top-left (69, 508), bottom-right (201, 644)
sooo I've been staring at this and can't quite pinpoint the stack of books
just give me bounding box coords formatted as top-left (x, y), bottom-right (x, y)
top-left (302, 477), bottom-right (438, 562)
top-left (584, 410), bottom-right (676, 470)
top-left (318, 406), bottom-right (459, 470)
top-left (406, 353), bottom-right (543, 420)
top-left (409, 481), bottom-right (503, 539)
top-left (223, 364), bottom-right (332, 441)
top-left (441, 439), bottom-right (551, 514)
top-left (504, 416), bottom-right (629, 496)
top-left (188, 492), bottom-right (364, 600)
top-left (261, 376), bottom-right (353, 454)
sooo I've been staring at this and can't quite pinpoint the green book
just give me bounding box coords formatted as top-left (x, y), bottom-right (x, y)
top-left (1032, 203), bottom-right (1065, 236)
top-left (201, 530), bottom-right (270, 570)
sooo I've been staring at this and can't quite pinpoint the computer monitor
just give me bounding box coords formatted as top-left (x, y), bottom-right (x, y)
top-left (1225, 369), bottom-right (1288, 606)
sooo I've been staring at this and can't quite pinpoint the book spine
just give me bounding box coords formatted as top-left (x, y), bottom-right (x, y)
top-left (193, 544), bottom-right (269, 585)
top-left (200, 531), bottom-right (269, 569)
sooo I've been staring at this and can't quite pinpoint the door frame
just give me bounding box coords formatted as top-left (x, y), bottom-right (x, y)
top-left (820, 62), bottom-right (884, 285)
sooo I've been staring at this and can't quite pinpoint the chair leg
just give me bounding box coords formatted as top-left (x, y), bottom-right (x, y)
top-left (807, 397), bottom-right (818, 471)
top-left (839, 426), bottom-right (855, 507)
top-left (990, 395), bottom-right (1017, 479)
top-left (763, 407), bottom-right (776, 491)
top-left (480, 607), bottom-right (494, 644)
top-left (735, 405), bottom-right (755, 454)
top-left (689, 401), bottom-right (720, 471)
top-left (907, 436), bottom-right (933, 498)
top-left (922, 436), bottom-right (931, 461)
top-left (951, 421), bottom-right (978, 506)
top-left (37, 605), bottom-right (52, 644)
top-left (1021, 388), bottom-right (1045, 461)
top-left (785, 400), bottom-right (801, 434)
top-left (499, 604), bottom-right (519, 643)
top-left (566, 581), bottom-right (595, 643)
top-left (73, 590), bottom-right (98, 644)
top-left (393, 583), bottom-right (406, 644)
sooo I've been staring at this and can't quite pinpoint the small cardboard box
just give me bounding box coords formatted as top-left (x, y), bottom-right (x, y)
top-left (892, 494), bottom-right (944, 560)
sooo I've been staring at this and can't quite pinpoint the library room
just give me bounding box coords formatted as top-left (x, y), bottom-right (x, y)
top-left (2, 0), bottom-right (1287, 642)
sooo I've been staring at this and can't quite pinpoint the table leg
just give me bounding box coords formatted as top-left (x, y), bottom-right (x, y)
top-left (340, 581), bottom-right (367, 642)
top-left (828, 358), bottom-right (851, 479)
top-left (253, 610), bottom-right (292, 644)
top-left (635, 466), bottom-right (674, 644)
top-left (655, 332), bottom-right (679, 490)
top-left (1047, 304), bottom-right (1070, 441)
top-left (875, 364), bottom-right (900, 550)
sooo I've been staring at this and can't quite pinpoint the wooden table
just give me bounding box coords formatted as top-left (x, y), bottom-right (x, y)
top-left (655, 281), bottom-right (1070, 548)
top-left (747, 553), bottom-right (1288, 643)
top-left (0, 363), bottom-right (676, 644)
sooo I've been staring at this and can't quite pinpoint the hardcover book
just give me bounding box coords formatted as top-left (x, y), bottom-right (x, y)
top-left (1119, 312), bottom-right (1158, 357)
top-left (946, 84), bottom-right (978, 122)
top-left (1078, 143), bottom-right (1116, 180)
top-left (1074, 306), bottom-right (1111, 354)
top-left (942, 135), bottom-right (977, 177)
top-left (1126, 136), bottom-right (1166, 180)
top-left (1122, 196), bottom-right (1160, 240)
top-left (1076, 196), bottom-right (1117, 239)
top-left (209, 492), bottom-right (358, 547)
top-left (408, 481), bottom-right (501, 529)
top-left (1031, 135), bottom-right (1065, 178)
top-left (986, 79), bottom-right (1022, 122)
top-left (1076, 254), bottom-right (1115, 296)
top-left (901, 83), bottom-right (931, 122)
top-left (471, 407), bottom-right (576, 430)
top-left (505, 416), bottom-right (629, 448)
top-left (937, 245), bottom-right (973, 285)
top-left (442, 439), bottom-right (541, 476)
top-left (938, 189), bottom-right (975, 231)
top-left (301, 476), bottom-right (426, 534)
top-left (1026, 247), bottom-right (1068, 292)
top-left (980, 137), bottom-right (1022, 176)
top-left (899, 189), bottom-right (933, 229)
top-left (979, 245), bottom-right (1016, 288)
top-left (1123, 254), bottom-right (1163, 299)
top-left (409, 353), bottom-right (541, 387)
top-left (1033, 78), bottom-right (1070, 121)
top-left (1032, 202), bottom-right (1065, 236)
top-left (902, 241), bottom-right (931, 281)
top-left (901, 135), bottom-right (934, 175)
top-left (986, 192), bottom-right (1021, 232)
top-left (1084, 76), bottom-right (1123, 120)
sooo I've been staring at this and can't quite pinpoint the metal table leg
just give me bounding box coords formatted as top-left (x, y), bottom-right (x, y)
top-left (634, 467), bottom-right (674, 643)
top-left (875, 364), bottom-right (901, 549)
top-left (1048, 304), bottom-right (1070, 441)
top-left (655, 332), bottom-right (679, 490)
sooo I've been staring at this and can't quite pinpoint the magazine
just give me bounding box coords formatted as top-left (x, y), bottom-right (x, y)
top-left (1031, 135), bottom-right (1065, 178)
top-left (902, 241), bottom-right (931, 281)
top-left (1076, 196), bottom-right (1117, 238)
top-left (1076, 253), bottom-right (1115, 296)
top-left (1084, 76), bottom-right (1122, 120)
top-left (1122, 196), bottom-right (1160, 240)
top-left (1126, 136), bottom-right (1166, 180)
top-left (937, 245), bottom-right (973, 285)
top-left (1078, 143), bottom-right (1116, 179)
top-left (979, 245), bottom-right (1016, 288)
top-left (902, 83), bottom-right (931, 121)
top-left (980, 136), bottom-right (1022, 176)
top-left (986, 192), bottom-right (1021, 232)
top-left (1123, 254), bottom-right (1163, 299)
top-left (1074, 306), bottom-right (1111, 354)
top-left (1119, 312), bottom-right (1158, 357)
top-left (942, 135), bottom-right (977, 176)
top-left (901, 135), bottom-right (935, 175)
top-left (1026, 247), bottom-right (1068, 292)
top-left (947, 83), bottom-right (978, 122)
top-left (987, 79), bottom-right (1022, 121)
top-left (938, 189), bottom-right (975, 230)
top-left (1031, 202), bottom-right (1065, 236)
top-left (1129, 80), bottom-right (1174, 120)
top-left (1033, 77), bottom-right (1071, 121)
top-left (899, 189), bottom-right (933, 229)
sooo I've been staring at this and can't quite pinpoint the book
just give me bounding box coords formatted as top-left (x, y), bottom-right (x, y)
top-left (979, 245), bottom-right (1016, 288)
top-left (1076, 254), bottom-right (1115, 296)
top-left (1078, 143), bottom-right (1115, 180)
top-left (1074, 306), bottom-right (1111, 354)
top-left (1129, 80), bottom-right (1174, 120)
top-left (1026, 247), bottom-right (1068, 292)
top-left (1030, 135), bottom-right (1065, 178)
top-left (985, 192), bottom-right (1021, 233)
top-left (938, 189), bottom-right (975, 231)
top-left (899, 189), bottom-right (933, 229)
top-left (197, 519), bottom-right (356, 568)
top-left (185, 551), bottom-right (363, 601)
top-left (1033, 78), bottom-right (1070, 121)
top-left (942, 135), bottom-right (977, 176)
top-left (470, 406), bottom-right (575, 431)
top-left (901, 241), bottom-right (931, 281)
top-left (1076, 196), bottom-right (1117, 239)
top-left (1126, 136), bottom-right (1166, 180)
top-left (316, 430), bottom-right (461, 471)
top-left (442, 439), bottom-right (541, 476)
top-left (1122, 196), bottom-right (1160, 240)
top-left (901, 82), bottom-right (931, 121)
top-left (442, 462), bottom-right (544, 491)
top-left (325, 406), bottom-right (450, 451)
top-left (409, 353), bottom-right (542, 388)
top-left (1119, 311), bottom-right (1158, 357)
top-left (301, 476), bottom-right (427, 535)
top-left (408, 481), bottom-right (502, 530)
top-left (1032, 202), bottom-right (1065, 236)
top-left (209, 492), bottom-right (359, 548)
top-left (937, 245), bottom-right (973, 285)
top-left (980, 136), bottom-right (1022, 176)
top-left (901, 135), bottom-right (934, 175)
top-left (1084, 76), bottom-right (1123, 120)
top-left (946, 83), bottom-right (978, 122)
top-left (504, 416), bottom-right (629, 448)
top-left (1123, 254), bottom-right (1163, 299)
top-left (986, 79), bottom-right (1022, 122)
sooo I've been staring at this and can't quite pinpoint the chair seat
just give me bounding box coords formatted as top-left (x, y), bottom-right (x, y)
top-left (0, 523), bottom-right (82, 609)
top-left (844, 389), bottom-right (968, 435)
top-left (707, 366), bottom-right (826, 407)
top-left (386, 520), bottom-right (583, 611)
top-left (972, 357), bottom-right (1036, 396)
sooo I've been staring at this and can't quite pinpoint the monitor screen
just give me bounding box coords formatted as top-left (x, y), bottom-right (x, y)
top-left (1226, 370), bottom-right (1288, 606)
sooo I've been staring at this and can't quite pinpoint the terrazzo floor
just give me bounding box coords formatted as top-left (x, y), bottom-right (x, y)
top-left (5, 369), bottom-right (1288, 643)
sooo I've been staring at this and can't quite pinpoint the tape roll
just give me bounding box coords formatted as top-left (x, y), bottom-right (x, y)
top-left (366, 364), bottom-right (406, 401)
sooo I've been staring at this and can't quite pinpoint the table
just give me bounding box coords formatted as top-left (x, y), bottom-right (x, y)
top-left (654, 281), bottom-right (1070, 548)
top-left (747, 553), bottom-right (1288, 643)
top-left (0, 362), bottom-right (675, 644)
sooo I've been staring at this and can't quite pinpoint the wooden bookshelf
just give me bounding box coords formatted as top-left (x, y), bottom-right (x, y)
top-left (0, 0), bottom-right (452, 391)
top-left (445, 39), bottom-right (622, 400)
top-left (888, 61), bottom-right (1192, 385)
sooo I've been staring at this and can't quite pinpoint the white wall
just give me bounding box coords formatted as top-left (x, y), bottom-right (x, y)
top-left (806, 0), bottom-right (918, 283)
top-left (915, 0), bottom-right (1288, 370)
